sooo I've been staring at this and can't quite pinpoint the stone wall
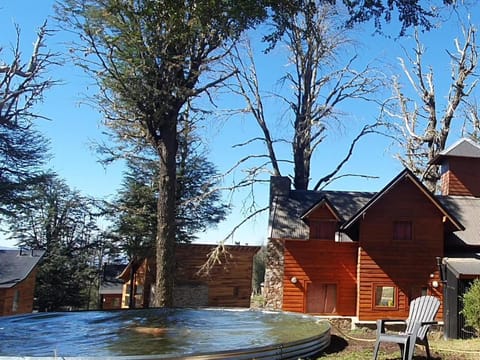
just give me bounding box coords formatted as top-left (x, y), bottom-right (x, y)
top-left (173, 283), bottom-right (209, 307)
top-left (263, 238), bottom-right (285, 310)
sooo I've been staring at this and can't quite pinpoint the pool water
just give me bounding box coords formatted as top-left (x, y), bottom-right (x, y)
top-left (0, 308), bottom-right (329, 358)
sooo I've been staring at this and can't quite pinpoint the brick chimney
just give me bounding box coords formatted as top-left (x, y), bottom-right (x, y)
top-left (431, 138), bottom-right (480, 197)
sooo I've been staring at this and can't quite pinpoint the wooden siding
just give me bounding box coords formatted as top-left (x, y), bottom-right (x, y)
top-left (309, 205), bottom-right (337, 220)
top-left (308, 204), bottom-right (338, 241)
top-left (283, 240), bottom-right (358, 315)
top-left (358, 177), bottom-right (444, 321)
top-left (121, 245), bottom-right (258, 308)
top-left (101, 294), bottom-right (122, 310)
top-left (441, 157), bottom-right (480, 197)
top-left (0, 268), bottom-right (38, 316)
top-left (175, 245), bottom-right (258, 307)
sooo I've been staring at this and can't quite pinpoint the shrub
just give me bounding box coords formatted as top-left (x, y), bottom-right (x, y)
top-left (461, 278), bottom-right (480, 335)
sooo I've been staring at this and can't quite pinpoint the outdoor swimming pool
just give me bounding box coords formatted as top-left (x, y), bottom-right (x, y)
top-left (0, 308), bottom-right (330, 359)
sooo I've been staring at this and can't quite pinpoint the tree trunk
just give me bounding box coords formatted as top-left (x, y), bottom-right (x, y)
top-left (153, 121), bottom-right (177, 307)
top-left (293, 116), bottom-right (311, 191)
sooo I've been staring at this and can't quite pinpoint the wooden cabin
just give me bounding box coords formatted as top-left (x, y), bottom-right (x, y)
top-left (118, 243), bottom-right (260, 308)
top-left (265, 138), bottom-right (480, 337)
top-left (0, 249), bottom-right (44, 316)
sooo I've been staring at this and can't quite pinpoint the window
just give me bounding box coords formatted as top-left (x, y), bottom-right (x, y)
top-left (393, 221), bottom-right (412, 240)
top-left (310, 221), bottom-right (336, 240)
top-left (12, 289), bottom-right (19, 312)
top-left (374, 285), bottom-right (397, 308)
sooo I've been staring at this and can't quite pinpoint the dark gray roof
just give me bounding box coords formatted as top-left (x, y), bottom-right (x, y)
top-left (99, 264), bottom-right (127, 295)
top-left (269, 170), bottom-right (466, 241)
top-left (269, 190), bottom-right (374, 240)
top-left (432, 138), bottom-right (480, 164)
top-left (439, 196), bottom-right (480, 246)
top-left (446, 257), bottom-right (480, 277)
top-left (0, 249), bottom-right (45, 288)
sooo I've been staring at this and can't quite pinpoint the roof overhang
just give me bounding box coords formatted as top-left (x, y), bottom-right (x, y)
top-left (446, 257), bottom-right (480, 279)
top-left (430, 137), bottom-right (480, 164)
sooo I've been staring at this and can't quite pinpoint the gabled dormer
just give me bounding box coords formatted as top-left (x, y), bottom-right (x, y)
top-left (431, 138), bottom-right (480, 197)
top-left (301, 198), bottom-right (340, 240)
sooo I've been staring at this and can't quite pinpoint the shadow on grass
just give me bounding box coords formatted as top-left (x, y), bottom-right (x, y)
top-left (322, 335), bottom-right (349, 354)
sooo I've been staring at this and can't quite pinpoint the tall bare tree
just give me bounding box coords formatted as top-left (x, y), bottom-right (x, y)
top-left (226, 3), bottom-right (385, 194)
top-left (384, 23), bottom-right (478, 191)
top-left (0, 22), bottom-right (57, 216)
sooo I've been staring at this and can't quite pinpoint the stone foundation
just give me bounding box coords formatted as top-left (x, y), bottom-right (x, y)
top-left (173, 283), bottom-right (209, 307)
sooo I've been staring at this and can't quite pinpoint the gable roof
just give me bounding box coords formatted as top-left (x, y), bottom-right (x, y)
top-left (100, 263), bottom-right (127, 295)
top-left (0, 249), bottom-right (45, 288)
top-left (341, 169), bottom-right (464, 231)
top-left (431, 138), bottom-right (480, 164)
top-left (300, 197), bottom-right (341, 221)
top-left (269, 190), bottom-right (374, 240)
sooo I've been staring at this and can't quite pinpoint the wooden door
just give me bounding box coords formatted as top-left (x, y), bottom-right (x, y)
top-left (306, 283), bottom-right (337, 314)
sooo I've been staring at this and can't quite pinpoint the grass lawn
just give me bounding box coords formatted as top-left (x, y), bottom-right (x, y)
top-left (316, 321), bottom-right (480, 359)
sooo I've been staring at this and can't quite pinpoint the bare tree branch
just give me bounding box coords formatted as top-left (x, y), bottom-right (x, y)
top-left (386, 22), bottom-right (479, 191)
top-left (312, 123), bottom-right (381, 190)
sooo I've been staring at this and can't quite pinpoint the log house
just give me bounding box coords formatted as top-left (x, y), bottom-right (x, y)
top-left (266, 138), bottom-right (480, 338)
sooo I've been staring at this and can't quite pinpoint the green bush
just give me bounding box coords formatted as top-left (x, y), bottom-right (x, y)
top-left (461, 278), bottom-right (480, 335)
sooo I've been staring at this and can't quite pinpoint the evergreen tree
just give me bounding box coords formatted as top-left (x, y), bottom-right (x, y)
top-left (9, 175), bottom-right (102, 311)
top-left (109, 116), bottom-right (229, 256)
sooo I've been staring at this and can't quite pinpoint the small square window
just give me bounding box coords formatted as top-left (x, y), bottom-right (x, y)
top-left (393, 221), bottom-right (412, 240)
top-left (374, 285), bottom-right (396, 308)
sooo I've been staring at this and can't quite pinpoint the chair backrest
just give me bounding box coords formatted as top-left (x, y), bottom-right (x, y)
top-left (405, 295), bottom-right (440, 340)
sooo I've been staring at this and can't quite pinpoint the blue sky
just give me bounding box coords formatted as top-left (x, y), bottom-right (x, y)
top-left (1, 1), bottom-right (478, 248)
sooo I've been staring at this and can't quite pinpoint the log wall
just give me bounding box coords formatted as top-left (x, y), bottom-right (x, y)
top-left (283, 240), bottom-right (358, 315)
top-left (0, 268), bottom-right (38, 316)
top-left (358, 177), bottom-right (444, 321)
top-left (441, 157), bottom-right (480, 197)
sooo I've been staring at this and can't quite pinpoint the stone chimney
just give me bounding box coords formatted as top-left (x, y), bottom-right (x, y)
top-left (264, 176), bottom-right (290, 311)
top-left (269, 176), bottom-right (291, 204)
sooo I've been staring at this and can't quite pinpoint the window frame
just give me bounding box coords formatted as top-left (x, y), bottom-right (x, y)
top-left (393, 220), bottom-right (413, 241)
top-left (372, 284), bottom-right (398, 310)
top-left (12, 289), bottom-right (19, 312)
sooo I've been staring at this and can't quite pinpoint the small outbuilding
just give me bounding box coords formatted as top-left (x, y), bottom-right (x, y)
top-left (118, 243), bottom-right (260, 308)
top-left (0, 249), bottom-right (45, 316)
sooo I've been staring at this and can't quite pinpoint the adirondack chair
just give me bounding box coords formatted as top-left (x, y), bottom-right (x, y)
top-left (373, 295), bottom-right (440, 360)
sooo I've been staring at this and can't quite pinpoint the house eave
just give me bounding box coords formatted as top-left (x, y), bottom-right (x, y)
top-left (340, 169), bottom-right (464, 232)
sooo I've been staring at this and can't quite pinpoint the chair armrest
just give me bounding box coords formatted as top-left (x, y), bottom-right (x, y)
top-left (419, 321), bottom-right (437, 326)
top-left (376, 319), bottom-right (406, 334)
